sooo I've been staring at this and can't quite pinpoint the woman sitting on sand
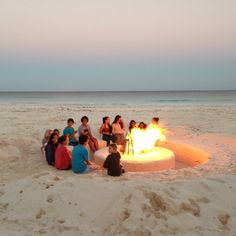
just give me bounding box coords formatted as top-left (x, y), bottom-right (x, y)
top-left (45, 133), bottom-right (58, 166)
top-left (55, 135), bottom-right (72, 170)
top-left (78, 116), bottom-right (99, 153)
top-left (99, 116), bottom-right (114, 146)
top-left (112, 115), bottom-right (126, 152)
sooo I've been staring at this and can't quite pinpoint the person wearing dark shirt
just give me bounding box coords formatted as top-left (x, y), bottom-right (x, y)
top-left (45, 133), bottom-right (58, 166)
top-left (103, 144), bottom-right (125, 177)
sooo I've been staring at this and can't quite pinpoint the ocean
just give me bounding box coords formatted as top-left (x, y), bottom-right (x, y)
top-left (0, 91), bottom-right (236, 106)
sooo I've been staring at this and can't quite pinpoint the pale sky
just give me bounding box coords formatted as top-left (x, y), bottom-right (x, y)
top-left (0, 0), bottom-right (236, 91)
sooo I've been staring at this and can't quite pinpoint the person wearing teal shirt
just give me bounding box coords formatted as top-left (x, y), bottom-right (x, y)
top-left (63, 118), bottom-right (78, 146)
top-left (72, 135), bottom-right (98, 173)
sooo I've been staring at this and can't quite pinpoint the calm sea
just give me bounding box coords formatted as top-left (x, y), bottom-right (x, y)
top-left (0, 91), bottom-right (236, 106)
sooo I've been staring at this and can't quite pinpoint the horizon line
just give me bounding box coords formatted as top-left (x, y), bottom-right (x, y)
top-left (0, 89), bottom-right (236, 93)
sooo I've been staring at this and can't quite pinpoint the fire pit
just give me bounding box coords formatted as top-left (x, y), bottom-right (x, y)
top-left (94, 125), bottom-right (175, 172)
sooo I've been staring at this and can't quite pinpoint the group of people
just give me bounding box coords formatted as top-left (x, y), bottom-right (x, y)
top-left (41, 115), bottom-right (160, 176)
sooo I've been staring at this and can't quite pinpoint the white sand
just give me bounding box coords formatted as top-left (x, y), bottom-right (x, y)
top-left (0, 104), bottom-right (236, 235)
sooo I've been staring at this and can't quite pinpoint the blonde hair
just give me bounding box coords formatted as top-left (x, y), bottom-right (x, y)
top-left (42, 129), bottom-right (53, 145)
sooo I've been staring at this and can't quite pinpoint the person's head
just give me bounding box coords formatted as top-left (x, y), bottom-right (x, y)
top-left (53, 129), bottom-right (60, 137)
top-left (102, 116), bottom-right (110, 124)
top-left (67, 118), bottom-right (75, 127)
top-left (81, 116), bottom-right (89, 126)
top-left (152, 117), bottom-right (159, 125)
top-left (139, 122), bottom-right (147, 130)
top-left (129, 120), bottom-right (136, 130)
top-left (58, 135), bottom-right (69, 146)
top-left (49, 133), bottom-right (58, 144)
top-left (113, 115), bottom-right (122, 124)
top-left (79, 135), bottom-right (89, 146)
top-left (44, 129), bottom-right (53, 140)
top-left (109, 143), bottom-right (118, 154)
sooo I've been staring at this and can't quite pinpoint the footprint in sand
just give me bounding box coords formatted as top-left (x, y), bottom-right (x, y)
top-left (0, 202), bottom-right (9, 212)
top-left (46, 195), bottom-right (54, 203)
top-left (0, 190), bottom-right (5, 197)
top-left (36, 208), bottom-right (46, 219)
top-left (218, 213), bottom-right (230, 227)
top-left (45, 183), bottom-right (54, 189)
top-left (180, 198), bottom-right (200, 217)
top-left (33, 172), bottom-right (50, 179)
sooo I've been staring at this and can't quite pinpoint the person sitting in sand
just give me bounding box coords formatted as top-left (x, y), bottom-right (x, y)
top-left (53, 129), bottom-right (60, 137)
top-left (45, 133), bottom-right (58, 166)
top-left (63, 118), bottom-right (78, 146)
top-left (40, 129), bottom-right (52, 157)
top-left (103, 143), bottom-right (125, 177)
top-left (148, 117), bottom-right (159, 129)
top-left (72, 135), bottom-right (99, 174)
top-left (112, 115), bottom-right (126, 152)
top-left (99, 116), bottom-right (114, 146)
top-left (138, 121), bottom-right (147, 130)
top-left (128, 120), bottom-right (137, 132)
top-left (55, 135), bottom-right (72, 170)
top-left (78, 116), bottom-right (99, 152)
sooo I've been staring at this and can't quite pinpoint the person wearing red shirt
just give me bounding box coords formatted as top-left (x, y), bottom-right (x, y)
top-left (55, 135), bottom-right (71, 170)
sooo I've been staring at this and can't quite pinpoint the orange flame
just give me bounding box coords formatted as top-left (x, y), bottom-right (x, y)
top-left (126, 125), bottom-right (166, 155)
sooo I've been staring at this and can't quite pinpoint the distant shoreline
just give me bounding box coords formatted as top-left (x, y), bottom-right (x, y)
top-left (0, 90), bottom-right (236, 93)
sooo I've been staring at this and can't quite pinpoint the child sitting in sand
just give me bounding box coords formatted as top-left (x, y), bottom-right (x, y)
top-left (148, 117), bottom-right (159, 129)
top-left (103, 144), bottom-right (125, 177)
top-left (138, 121), bottom-right (147, 130)
top-left (72, 135), bottom-right (99, 174)
top-left (55, 135), bottom-right (72, 170)
top-left (45, 133), bottom-right (58, 166)
top-left (78, 116), bottom-right (99, 152)
top-left (128, 120), bottom-right (137, 132)
top-left (63, 118), bottom-right (78, 146)
top-left (40, 129), bottom-right (53, 157)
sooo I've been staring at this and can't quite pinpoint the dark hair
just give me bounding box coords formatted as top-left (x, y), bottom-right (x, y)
top-left (152, 117), bottom-right (159, 123)
top-left (113, 115), bottom-right (121, 124)
top-left (81, 116), bottom-right (89, 122)
top-left (58, 135), bottom-right (67, 144)
top-left (102, 116), bottom-right (109, 124)
top-left (129, 120), bottom-right (136, 131)
top-left (53, 129), bottom-right (60, 134)
top-left (138, 122), bottom-right (147, 129)
top-left (79, 135), bottom-right (89, 145)
top-left (67, 118), bottom-right (74, 123)
top-left (49, 133), bottom-right (58, 144)
top-left (103, 116), bottom-right (112, 133)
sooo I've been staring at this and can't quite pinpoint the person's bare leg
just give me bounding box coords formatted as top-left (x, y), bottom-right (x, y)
top-left (94, 139), bottom-right (99, 150)
top-left (89, 140), bottom-right (96, 152)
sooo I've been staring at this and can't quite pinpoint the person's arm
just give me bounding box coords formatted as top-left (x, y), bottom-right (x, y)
top-left (103, 156), bottom-right (110, 169)
top-left (99, 124), bottom-right (104, 134)
top-left (85, 159), bottom-right (92, 165)
top-left (87, 126), bottom-right (93, 138)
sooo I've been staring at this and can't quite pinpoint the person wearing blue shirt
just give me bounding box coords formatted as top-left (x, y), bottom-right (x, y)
top-left (72, 135), bottom-right (98, 173)
top-left (63, 118), bottom-right (78, 146)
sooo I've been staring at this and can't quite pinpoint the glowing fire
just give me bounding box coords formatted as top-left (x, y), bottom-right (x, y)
top-left (126, 125), bottom-right (166, 155)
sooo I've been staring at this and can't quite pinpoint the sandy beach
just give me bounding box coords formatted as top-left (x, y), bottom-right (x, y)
top-left (0, 103), bottom-right (236, 236)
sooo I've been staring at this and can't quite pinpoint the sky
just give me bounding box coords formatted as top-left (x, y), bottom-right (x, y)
top-left (0, 0), bottom-right (236, 91)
